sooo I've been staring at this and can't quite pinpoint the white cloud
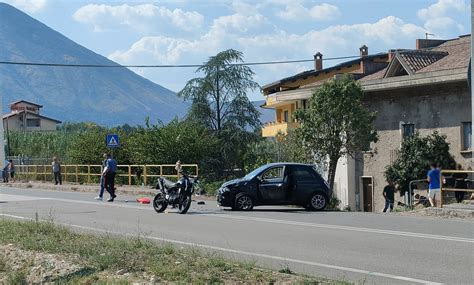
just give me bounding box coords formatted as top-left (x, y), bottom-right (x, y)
top-left (73, 4), bottom-right (204, 32)
top-left (109, 15), bottom-right (425, 99)
top-left (2, 0), bottom-right (47, 13)
top-left (276, 3), bottom-right (341, 21)
top-left (417, 0), bottom-right (469, 36)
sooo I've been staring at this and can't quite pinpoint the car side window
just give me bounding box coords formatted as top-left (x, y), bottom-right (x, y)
top-left (261, 167), bottom-right (284, 183)
top-left (292, 166), bottom-right (316, 181)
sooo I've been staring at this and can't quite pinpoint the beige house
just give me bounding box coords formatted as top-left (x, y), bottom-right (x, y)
top-left (260, 35), bottom-right (472, 211)
top-left (3, 100), bottom-right (61, 131)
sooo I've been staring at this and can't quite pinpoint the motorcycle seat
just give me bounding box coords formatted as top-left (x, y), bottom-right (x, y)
top-left (162, 178), bottom-right (178, 189)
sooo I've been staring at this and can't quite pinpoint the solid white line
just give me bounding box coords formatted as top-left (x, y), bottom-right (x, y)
top-left (203, 214), bottom-right (474, 244)
top-left (3, 194), bottom-right (473, 244)
top-left (0, 213), bottom-right (443, 285)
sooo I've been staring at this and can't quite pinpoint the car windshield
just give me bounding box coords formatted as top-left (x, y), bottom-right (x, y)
top-left (243, 164), bottom-right (271, 180)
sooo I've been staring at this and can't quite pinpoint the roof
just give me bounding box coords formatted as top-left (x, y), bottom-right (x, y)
top-left (3, 110), bottom-right (62, 123)
top-left (9, 100), bottom-right (43, 108)
top-left (262, 53), bottom-right (387, 91)
top-left (359, 35), bottom-right (470, 82)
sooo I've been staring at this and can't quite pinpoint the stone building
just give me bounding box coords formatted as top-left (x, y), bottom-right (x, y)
top-left (358, 35), bottom-right (472, 211)
top-left (3, 100), bottom-right (61, 131)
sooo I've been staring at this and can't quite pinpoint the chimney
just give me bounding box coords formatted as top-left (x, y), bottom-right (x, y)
top-left (416, 39), bottom-right (446, 49)
top-left (314, 52), bottom-right (323, 71)
top-left (360, 45), bottom-right (368, 57)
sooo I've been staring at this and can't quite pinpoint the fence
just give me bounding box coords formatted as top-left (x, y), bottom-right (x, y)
top-left (440, 170), bottom-right (474, 208)
top-left (15, 164), bottom-right (199, 186)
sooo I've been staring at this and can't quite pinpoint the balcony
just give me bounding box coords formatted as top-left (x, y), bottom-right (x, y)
top-left (261, 121), bottom-right (298, 137)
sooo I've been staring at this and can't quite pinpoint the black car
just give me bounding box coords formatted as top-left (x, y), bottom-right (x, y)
top-left (217, 163), bottom-right (331, 211)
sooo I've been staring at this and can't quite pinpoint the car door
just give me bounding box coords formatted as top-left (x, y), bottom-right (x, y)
top-left (258, 166), bottom-right (288, 203)
top-left (290, 165), bottom-right (320, 201)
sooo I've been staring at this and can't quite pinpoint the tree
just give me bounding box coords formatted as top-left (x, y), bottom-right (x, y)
top-left (178, 49), bottom-right (260, 132)
top-left (294, 75), bottom-right (377, 192)
top-left (385, 131), bottom-right (456, 194)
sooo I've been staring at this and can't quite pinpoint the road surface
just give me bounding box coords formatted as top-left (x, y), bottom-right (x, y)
top-left (1, 187), bottom-right (473, 284)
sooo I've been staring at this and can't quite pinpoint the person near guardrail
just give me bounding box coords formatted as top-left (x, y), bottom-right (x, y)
top-left (102, 153), bottom-right (117, 202)
top-left (2, 160), bottom-right (9, 183)
top-left (427, 162), bottom-right (441, 207)
top-left (95, 153), bottom-right (108, 201)
top-left (52, 157), bottom-right (62, 185)
top-left (452, 164), bottom-right (468, 203)
top-left (382, 181), bottom-right (395, 212)
top-left (8, 160), bottom-right (15, 182)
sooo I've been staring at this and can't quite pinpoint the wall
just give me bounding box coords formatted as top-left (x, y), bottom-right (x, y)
top-left (334, 155), bottom-right (357, 210)
top-left (362, 81), bottom-right (472, 211)
top-left (3, 114), bottom-right (58, 131)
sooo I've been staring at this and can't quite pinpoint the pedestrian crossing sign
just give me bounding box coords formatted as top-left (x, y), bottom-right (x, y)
top-left (106, 134), bottom-right (119, 148)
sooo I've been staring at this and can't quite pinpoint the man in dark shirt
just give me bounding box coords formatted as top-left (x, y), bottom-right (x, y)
top-left (383, 181), bottom-right (395, 213)
top-left (102, 154), bottom-right (117, 202)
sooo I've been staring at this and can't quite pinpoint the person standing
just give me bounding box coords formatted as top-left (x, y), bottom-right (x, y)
top-left (102, 153), bottom-right (117, 202)
top-left (8, 160), bottom-right (15, 182)
top-left (382, 181), bottom-right (395, 212)
top-left (427, 162), bottom-right (441, 207)
top-left (52, 157), bottom-right (62, 185)
top-left (453, 164), bottom-right (468, 203)
top-left (95, 153), bottom-right (108, 201)
top-left (2, 160), bottom-right (9, 183)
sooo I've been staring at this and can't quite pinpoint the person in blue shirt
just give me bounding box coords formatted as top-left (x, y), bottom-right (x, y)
top-left (427, 162), bottom-right (441, 207)
top-left (102, 153), bottom-right (117, 202)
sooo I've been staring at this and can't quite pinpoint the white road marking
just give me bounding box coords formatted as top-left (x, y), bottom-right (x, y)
top-left (203, 214), bottom-right (474, 244)
top-left (2, 194), bottom-right (473, 244)
top-left (0, 213), bottom-right (443, 285)
top-left (0, 193), bottom-right (48, 202)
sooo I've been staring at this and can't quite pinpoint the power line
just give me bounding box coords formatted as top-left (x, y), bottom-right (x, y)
top-left (0, 40), bottom-right (468, 68)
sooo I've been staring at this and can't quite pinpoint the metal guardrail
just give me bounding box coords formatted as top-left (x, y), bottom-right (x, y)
top-left (15, 164), bottom-right (199, 186)
top-left (440, 170), bottom-right (474, 208)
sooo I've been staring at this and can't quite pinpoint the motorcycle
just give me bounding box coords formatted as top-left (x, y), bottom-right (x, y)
top-left (152, 173), bottom-right (199, 214)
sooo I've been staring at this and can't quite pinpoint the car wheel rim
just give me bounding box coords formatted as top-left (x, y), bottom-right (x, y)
top-left (311, 194), bottom-right (326, 209)
top-left (238, 196), bottom-right (252, 210)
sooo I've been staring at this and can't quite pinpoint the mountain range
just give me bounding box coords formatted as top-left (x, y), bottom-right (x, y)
top-left (0, 3), bottom-right (274, 127)
top-left (0, 3), bottom-right (184, 126)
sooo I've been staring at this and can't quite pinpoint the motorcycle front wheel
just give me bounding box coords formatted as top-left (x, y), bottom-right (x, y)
top-left (153, 193), bottom-right (168, 213)
top-left (178, 194), bottom-right (192, 214)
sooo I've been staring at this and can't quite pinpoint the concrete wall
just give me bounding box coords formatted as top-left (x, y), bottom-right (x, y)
top-left (334, 155), bottom-right (357, 211)
top-left (362, 81), bottom-right (472, 212)
top-left (3, 114), bottom-right (58, 131)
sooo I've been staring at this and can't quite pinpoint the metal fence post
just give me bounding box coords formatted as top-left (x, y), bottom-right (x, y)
top-left (87, 165), bottom-right (91, 184)
top-left (75, 165), bottom-right (79, 183)
top-left (144, 165), bottom-right (147, 186)
top-left (128, 165), bottom-right (132, 186)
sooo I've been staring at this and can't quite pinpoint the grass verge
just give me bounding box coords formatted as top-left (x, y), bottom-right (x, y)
top-left (0, 218), bottom-right (350, 284)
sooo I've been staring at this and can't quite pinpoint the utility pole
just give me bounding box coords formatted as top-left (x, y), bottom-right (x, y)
top-left (0, 94), bottom-right (5, 165)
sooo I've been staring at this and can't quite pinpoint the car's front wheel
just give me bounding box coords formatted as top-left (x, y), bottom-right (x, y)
top-left (233, 194), bottom-right (254, 211)
top-left (307, 192), bottom-right (328, 211)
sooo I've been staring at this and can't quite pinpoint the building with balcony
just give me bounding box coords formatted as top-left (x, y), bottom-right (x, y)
top-left (260, 35), bottom-right (472, 212)
top-left (3, 100), bottom-right (61, 131)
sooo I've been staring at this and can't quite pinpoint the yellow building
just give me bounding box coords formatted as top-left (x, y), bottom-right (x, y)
top-left (261, 46), bottom-right (389, 137)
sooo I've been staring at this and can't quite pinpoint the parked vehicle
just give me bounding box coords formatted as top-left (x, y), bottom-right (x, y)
top-left (217, 163), bottom-right (331, 211)
top-left (153, 173), bottom-right (199, 214)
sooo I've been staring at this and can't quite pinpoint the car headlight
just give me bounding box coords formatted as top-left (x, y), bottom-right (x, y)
top-left (218, 187), bottom-right (230, 194)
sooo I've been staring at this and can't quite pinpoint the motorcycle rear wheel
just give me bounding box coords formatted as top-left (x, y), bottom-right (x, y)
top-left (178, 194), bottom-right (192, 214)
top-left (153, 193), bottom-right (168, 213)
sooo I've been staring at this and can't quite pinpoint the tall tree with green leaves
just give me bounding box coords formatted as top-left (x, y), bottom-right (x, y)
top-left (178, 49), bottom-right (260, 131)
top-left (294, 75), bottom-right (377, 192)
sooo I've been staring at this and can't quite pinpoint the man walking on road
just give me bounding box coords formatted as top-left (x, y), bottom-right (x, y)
top-left (382, 181), bottom-right (395, 212)
top-left (95, 153), bottom-right (108, 201)
top-left (102, 153), bottom-right (117, 202)
top-left (52, 157), bottom-right (62, 185)
top-left (427, 163), bottom-right (441, 207)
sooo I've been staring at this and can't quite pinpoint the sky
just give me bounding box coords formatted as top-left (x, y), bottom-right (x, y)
top-left (1, 0), bottom-right (471, 101)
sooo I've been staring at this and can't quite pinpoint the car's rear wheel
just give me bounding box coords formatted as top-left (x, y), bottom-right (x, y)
top-left (233, 194), bottom-right (254, 211)
top-left (307, 192), bottom-right (328, 211)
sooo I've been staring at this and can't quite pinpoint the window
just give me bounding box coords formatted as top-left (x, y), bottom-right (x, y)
top-left (302, 99), bottom-right (307, 109)
top-left (291, 166), bottom-right (316, 180)
top-left (461, 122), bottom-right (472, 151)
top-left (401, 123), bottom-right (415, 139)
top-left (283, 110), bottom-right (289, 123)
top-left (262, 167), bottom-right (284, 182)
top-left (26, 118), bottom-right (40, 127)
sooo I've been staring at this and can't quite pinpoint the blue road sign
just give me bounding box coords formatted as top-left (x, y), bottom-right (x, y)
top-left (106, 134), bottom-right (119, 148)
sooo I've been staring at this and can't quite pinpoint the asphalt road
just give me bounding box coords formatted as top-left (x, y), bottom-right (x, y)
top-left (1, 187), bottom-right (473, 284)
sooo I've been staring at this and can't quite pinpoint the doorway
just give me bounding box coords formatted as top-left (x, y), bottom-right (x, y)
top-left (361, 177), bottom-right (374, 212)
